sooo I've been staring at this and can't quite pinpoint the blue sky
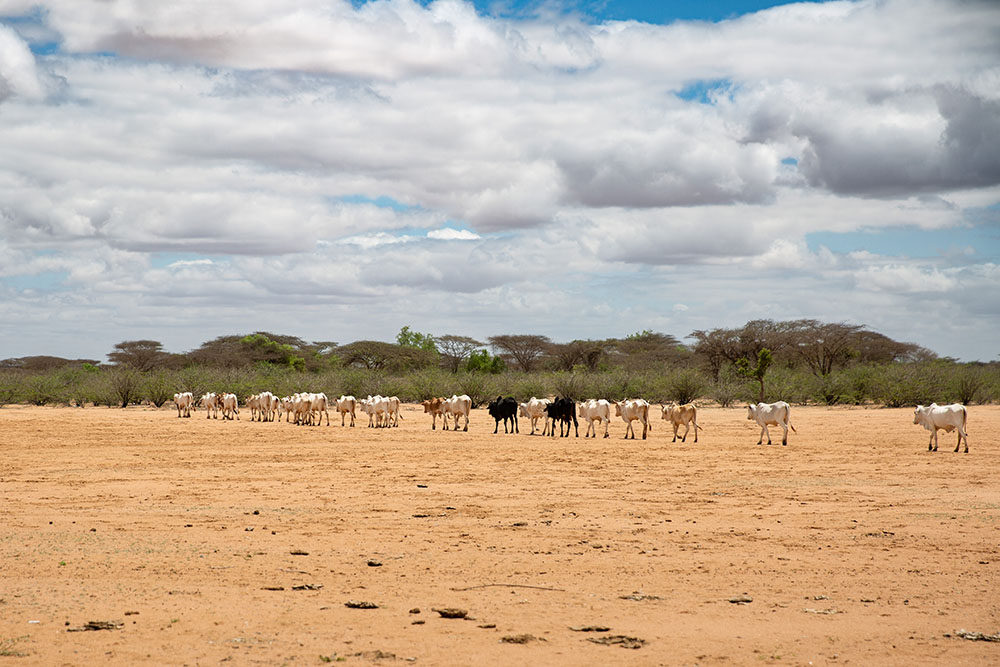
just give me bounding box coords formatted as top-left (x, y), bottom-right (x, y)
top-left (1, 0), bottom-right (998, 362)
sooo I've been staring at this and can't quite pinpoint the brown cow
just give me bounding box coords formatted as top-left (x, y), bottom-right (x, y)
top-left (422, 397), bottom-right (446, 430)
top-left (661, 402), bottom-right (702, 443)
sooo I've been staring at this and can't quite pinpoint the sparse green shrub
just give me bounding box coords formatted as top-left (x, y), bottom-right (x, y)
top-left (552, 372), bottom-right (585, 400)
top-left (109, 367), bottom-right (141, 408)
top-left (142, 370), bottom-right (176, 407)
top-left (873, 362), bottom-right (947, 407)
top-left (665, 369), bottom-right (707, 404)
top-left (0, 371), bottom-right (21, 406)
top-left (810, 371), bottom-right (851, 405)
top-left (458, 373), bottom-right (494, 408)
top-left (948, 365), bottom-right (987, 405)
top-left (22, 373), bottom-right (65, 406)
top-left (709, 364), bottom-right (743, 408)
top-left (511, 374), bottom-right (551, 401)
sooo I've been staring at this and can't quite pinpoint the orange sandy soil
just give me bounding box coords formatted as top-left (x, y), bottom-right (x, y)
top-left (1, 404), bottom-right (998, 666)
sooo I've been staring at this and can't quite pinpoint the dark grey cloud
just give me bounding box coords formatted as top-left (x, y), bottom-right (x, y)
top-left (796, 87), bottom-right (1000, 197)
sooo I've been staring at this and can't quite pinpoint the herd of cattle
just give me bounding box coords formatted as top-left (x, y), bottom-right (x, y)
top-left (172, 391), bottom-right (971, 451)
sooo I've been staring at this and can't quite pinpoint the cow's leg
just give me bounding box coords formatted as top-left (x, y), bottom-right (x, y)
top-left (757, 426), bottom-right (764, 445)
top-left (602, 418), bottom-right (608, 438)
top-left (514, 414), bottom-right (518, 434)
top-left (781, 423), bottom-right (788, 446)
top-left (463, 414), bottom-right (469, 432)
top-left (641, 420), bottom-right (647, 440)
top-left (932, 429), bottom-right (939, 451)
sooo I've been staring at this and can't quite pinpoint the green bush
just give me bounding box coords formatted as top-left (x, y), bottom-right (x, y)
top-left (458, 373), bottom-right (495, 408)
top-left (142, 370), bottom-right (176, 407)
top-left (0, 371), bottom-right (21, 406)
top-left (665, 369), bottom-right (707, 404)
top-left (22, 373), bottom-right (65, 406)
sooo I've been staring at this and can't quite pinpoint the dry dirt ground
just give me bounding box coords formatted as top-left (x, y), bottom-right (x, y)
top-left (1, 404), bottom-right (998, 666)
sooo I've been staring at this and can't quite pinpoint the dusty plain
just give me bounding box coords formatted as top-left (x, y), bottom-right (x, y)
top-left (0, 403), bottom-right (998, 666)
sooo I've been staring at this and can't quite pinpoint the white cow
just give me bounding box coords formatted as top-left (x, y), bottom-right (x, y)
top-left (443, 394), bottom-right (472, 432)
top-left (258, 391), bottom-right (278, 422)
top-left (290, 392), bottom-right (324, 426)
top-left (246, 394), bottom-right (263, 421)
top-left (518, 397), bottom-right (552, 435)
top-left (337, 395), bottom-right (357, 427)
top-left (281, 396), bottom-right (296, 422)
top-left (359, 395), bottom-right (385, 428)
top-left (221, 393), bottom-right (240, 420)
top-left (661, 402), bottom-right (702, 443)
top-left (579, 399), bottom-right (612, 438)
top-left (201, 392), bottom-right (222, 419)
top-left (311, 392), bottom-right (331, 426)
top-left (914, 403), bottom-right (968, 453)
top-left (614, 399), bottom-right (650, 440)
top-left (746, 401), bottom-right (795, 445)
top-left (384, 395), bottom-right (402, 427)
top-left (173, 392), bottom-right (195, 418)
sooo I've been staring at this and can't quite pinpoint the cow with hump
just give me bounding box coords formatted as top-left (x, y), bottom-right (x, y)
top-left (488, 396), bottom-right (519, 434)
top-left (661, 402), bottom-right (701, 443)
top-left (518, 397), bottom-right (551, 435)
top-left (913, 403), bottom-right (968, 453)
top-left (546, 397), bottom-right (578, 438)
top-left (614, 399), bottom-right (650, 440)
top-left (578, 399), bottom-right (612, 438)
top-left (746, 401), bottom-right (795, 445)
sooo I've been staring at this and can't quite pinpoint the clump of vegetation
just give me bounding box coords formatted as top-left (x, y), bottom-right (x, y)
top-left (0, 319), bottom-right (994, 408)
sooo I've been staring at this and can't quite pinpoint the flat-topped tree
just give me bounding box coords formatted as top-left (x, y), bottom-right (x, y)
top-left (107, 340), bottom-right (168, 372)
top-left (435, 335), bottom-right (483, 373)
top-left (488, 335), bottom-right (552, 373)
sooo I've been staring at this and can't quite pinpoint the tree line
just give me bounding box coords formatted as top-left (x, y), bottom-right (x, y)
top-left (0, 320), bottom-right (995, 409)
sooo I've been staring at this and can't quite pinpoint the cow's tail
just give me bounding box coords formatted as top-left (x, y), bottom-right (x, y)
top-left (962, 405), bottom-right (968, 432)
top-left (787, 405), bottom-right (797, 433)
top-left (642, 403), bottom-right (650, 429)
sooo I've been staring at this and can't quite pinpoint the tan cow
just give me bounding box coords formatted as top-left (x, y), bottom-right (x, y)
top-left (614, 399), bottom-right (650, 440)
top-left (661, 402), bottom-right (702, 443)
top-left (337, 395), bottom-right (357, 427)
top-left (422, 397), bottom-right (446, 430)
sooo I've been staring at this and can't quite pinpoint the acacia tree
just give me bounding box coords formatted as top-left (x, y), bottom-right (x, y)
top-left (488, 334), bottom-right (551, 372)
top-left (788, 320), bottom-right (864, 376)
top-left (550, 340), bottom-right (608, 371)
top-left (609, 331), bottom-right (688, 370)
top-left (435, 335), bottom-right (483, 373)
top-left (108, 340), bottom-right (168, 372)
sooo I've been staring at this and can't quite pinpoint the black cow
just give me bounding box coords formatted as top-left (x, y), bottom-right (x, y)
top-left (546, 397), bottom-right (578, 437)
top-left (488, 395), bottom-right (519, 434)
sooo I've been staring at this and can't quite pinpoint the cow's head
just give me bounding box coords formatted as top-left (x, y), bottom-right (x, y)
top-left (913, 405), bottom-right (925, 424)
top-left (746, 404), bottom-right (756, 420)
